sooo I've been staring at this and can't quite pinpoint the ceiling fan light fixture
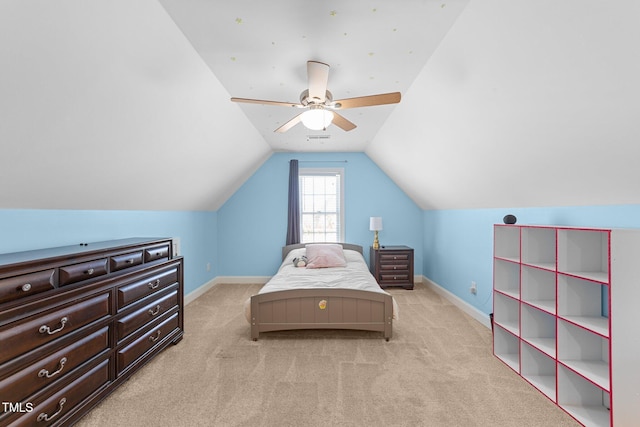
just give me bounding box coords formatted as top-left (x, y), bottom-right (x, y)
top-left (301, 107), bottom-right (334, 130)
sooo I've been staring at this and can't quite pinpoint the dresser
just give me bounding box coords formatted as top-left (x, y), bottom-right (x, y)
top-left (0, 238), bottom-right (184, 426)
top-left (370, 246), bottom-right (414, 289)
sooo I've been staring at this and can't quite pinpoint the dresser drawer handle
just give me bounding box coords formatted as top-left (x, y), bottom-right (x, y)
top-left (149, 330), bottom-right (161, 342)
top-left (126, 259), bottom-right (135, 264)
top-left (148, 305), bottom-right (161, 316)
top-left (21, 283), bottom-right (32, 292)
top-left (39, 317), bottom-right (68, 335)
top-left (393, 256), bottom-right (397, 260)
top-left (85, 268), bottom-right (95, 275)
top-left (38, 357), bottom-right (68, 379)
top-left (148, 279), bottom-right (160, 290)
top-left (37, 397), bottom-right (67, 422)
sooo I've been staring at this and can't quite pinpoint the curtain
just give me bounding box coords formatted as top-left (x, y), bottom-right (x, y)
top-left (286, 159), bottom-right (301, 245)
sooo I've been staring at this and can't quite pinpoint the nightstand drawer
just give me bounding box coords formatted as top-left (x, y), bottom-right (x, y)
top-left (380, 253), bottom-right (410, 262)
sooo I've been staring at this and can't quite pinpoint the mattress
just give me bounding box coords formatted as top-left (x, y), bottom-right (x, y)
top-left (244, 248), bottom-right (398, 322)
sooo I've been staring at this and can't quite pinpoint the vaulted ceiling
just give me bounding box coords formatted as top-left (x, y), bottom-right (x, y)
top-left (1, 0), bottom-right (638, 211)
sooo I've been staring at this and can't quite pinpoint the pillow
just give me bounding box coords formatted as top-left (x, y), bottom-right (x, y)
top-left (305, 244), bottom-right (347, 269)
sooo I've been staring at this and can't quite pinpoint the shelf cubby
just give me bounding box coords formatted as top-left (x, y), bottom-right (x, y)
top-left (521, 226), bottom-right (556, 271)
top-left (521, 303), bottom-right (556, 358)
top-left (494, 225), bottom-right (520, 262)
top-left (493, 292), bottom-right (520, 336)
top-left (558, 320), bottom-right (609, 391)
top-left (494, 325), bottom-right (520, 372)
top-left (494, 258), bottom-right (520, 299)
top-left (521, 340), bottom-right (556, 401)
top-left (558, 229), bottom-right (609, 284)
top-left (558, 364), bottom-right (610, 427)
top-left (521, 265), bottom-right (556, 314)
top-left (558, 274), bottom-right (609, 337)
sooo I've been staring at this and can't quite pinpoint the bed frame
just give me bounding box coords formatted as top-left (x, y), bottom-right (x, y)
top-left (250, 243), bottom-right (393, 341)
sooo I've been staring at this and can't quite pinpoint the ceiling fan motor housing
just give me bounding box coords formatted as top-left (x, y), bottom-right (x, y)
top-left (300, 89), bottom-right (333, 106)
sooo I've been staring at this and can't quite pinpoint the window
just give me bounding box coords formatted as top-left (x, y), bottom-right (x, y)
top-left (299, 168), bottom-right (344, 243)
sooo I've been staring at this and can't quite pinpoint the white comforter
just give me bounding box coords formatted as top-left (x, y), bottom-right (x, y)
top-left (245, 248), bottom-right (398, 321)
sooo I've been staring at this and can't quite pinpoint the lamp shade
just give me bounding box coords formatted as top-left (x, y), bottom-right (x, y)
top-left (301, 107), bottom-right (334, 130)
top-left (369, 217), bottom-right (383, 231)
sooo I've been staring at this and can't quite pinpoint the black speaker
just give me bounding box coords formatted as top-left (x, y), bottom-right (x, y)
top-left (503, 214), bottom-right (517, 225)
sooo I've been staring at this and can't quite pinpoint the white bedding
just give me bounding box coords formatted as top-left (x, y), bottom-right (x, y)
top-left (244, 248), bottom-right (398, 322)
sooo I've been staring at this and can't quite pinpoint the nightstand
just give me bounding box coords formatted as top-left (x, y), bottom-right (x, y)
top-left (370, 245), bottom-right (414, 289)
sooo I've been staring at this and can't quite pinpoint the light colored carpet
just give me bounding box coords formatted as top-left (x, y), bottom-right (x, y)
top-left (78, 282), bottom-right (578, 426)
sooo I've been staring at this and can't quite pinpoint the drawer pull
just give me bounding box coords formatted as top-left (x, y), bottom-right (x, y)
top-left (21, 283), bottom-right (32, 292)
top-left (148, 305), bottom-right (161, 316)
top-left (85, 268), bottom-right (95, 275)
top-left (393, 256), bottom-right (397, 260)
top-left (126, 259), bottom-right (135, 264)
top-left (149, 330), bottom-right (161, 342)
top-left (38, 357), bottom-right (68, 379)
top-left (39, 317), bottom-right (68, 335)
top-left (148, 279), bottom-right (160, 290)
top-left (37, 397), bottom-right (67, 422)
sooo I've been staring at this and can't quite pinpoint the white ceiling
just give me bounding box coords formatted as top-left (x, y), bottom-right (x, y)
top-left (1, 0), bottom-right (639, 211)
top-left (160, 0), bottom-right (469, 152)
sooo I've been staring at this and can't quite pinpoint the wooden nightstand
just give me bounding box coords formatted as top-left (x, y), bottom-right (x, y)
top-left (370, 245), bottom-right (414, 289)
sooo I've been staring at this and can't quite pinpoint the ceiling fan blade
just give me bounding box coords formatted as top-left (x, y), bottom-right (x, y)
top-left (274, 113), bottom-right (303, 133)
top-left (332, 92), bottom-right (401, 109)
top-left (231, 97), bottom-right (303, 108)
top-left (331, 112), bottom-right (357, 132)
top-left (307, 61), bottom-right (330, 103)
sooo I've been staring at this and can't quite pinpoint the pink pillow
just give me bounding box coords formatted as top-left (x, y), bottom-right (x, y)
top-left (305, 244), bottom-right (347, 269)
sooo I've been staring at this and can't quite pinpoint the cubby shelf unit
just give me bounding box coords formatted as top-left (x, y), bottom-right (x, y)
top-left (492, 224), bottom-right (640, 427)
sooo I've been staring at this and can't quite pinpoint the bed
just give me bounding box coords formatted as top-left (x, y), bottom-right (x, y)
top-left (245, 243), bottom-right (396, 341)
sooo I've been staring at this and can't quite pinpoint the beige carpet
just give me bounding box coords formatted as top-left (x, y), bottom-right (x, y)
top-left (78, 282), bottom-right (578, 427)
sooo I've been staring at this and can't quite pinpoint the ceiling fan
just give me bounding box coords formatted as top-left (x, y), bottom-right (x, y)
top-left (230, 61), bottom-right (401, 133)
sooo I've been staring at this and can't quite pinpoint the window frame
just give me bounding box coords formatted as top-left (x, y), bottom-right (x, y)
top-left (299, 167), bottom-right (345, 243)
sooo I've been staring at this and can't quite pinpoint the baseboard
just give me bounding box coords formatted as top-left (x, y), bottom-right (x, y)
top-left (184, 277), bottom-right (219, 306)
top-left (422, 276), bottom-right (491, 329)
top-left (185, 276), bottom-right (271, 306)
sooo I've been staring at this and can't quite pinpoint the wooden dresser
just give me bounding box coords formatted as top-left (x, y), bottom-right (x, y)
top-left (370, 246), bottom-right (414, 290)
top-left (0, 238), bottom-right (184, 426)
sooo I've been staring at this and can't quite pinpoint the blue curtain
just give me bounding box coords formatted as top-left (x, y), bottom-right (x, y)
top-left (286, 159), bottom-right (301, 245)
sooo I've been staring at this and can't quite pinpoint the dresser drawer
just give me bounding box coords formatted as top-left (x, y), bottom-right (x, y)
top-left (0, 269), bottom-right (55, 304)
top-left (0, 292), bottom-right (110, 364)
top-left (144, 244), bottom-right (170, 262)
top-left (7, 358), bottom-right (110, 427)
top-left (117, 267), bottom-right (178, 309)
top-left (0, 327), bottom-right (109, 405)
top-left (59, 258), bottom-right (108, 286)
top-left (110, 251), bottom-right (143, 272)
top-left (117, 312), bottom-right (179, 375)
top-left (116, 289), bottom-right (178, 342)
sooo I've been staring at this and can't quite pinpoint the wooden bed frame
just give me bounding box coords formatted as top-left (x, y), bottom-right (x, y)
top-left (250, 243), bottom-right (393, 341)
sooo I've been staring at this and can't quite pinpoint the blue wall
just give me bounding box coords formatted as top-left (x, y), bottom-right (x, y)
top-left (424, 204), bottom-right (640, 316)
top-left (217, 152), bottom-right (423, 276)
top-left (0, 209), bottom-right (218, 296)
